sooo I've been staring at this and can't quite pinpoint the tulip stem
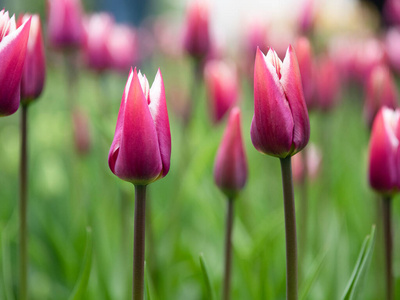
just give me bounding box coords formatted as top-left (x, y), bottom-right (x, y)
top-left (223, 198), bottom-right (234, 300)
top-left (19, 104), bottom-right (29, 300)
top-left (133, 184), bottom-right (147, 300)
top-left (299, 152), bottom-right (308, 268)
top-left (280, 157), bottom-right (298, 300)
top-left (382, 196), bottom-right (393, 300)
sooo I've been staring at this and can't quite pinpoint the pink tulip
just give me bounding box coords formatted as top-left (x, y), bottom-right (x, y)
top-left (292, 143), bottom-right (322, 184)
top-left (384, 0), bottom-right (400, 26)
top-left (47, 0), bottom-right (84, 49)
top-left (18, 14), bottom-right (45, 103)
top-left (385, 27), bottom-right (400, 74)
top-left (251, 46), bottom-right (310, 158)
top-left (83, 13), bottom-right (114, 72)
top-left (297, 0), bottom-right (315, 34)
top-left (72, 108), bottom-right (91, 155)
top-left (204, 60), bottom-right (239, 123)
top-left (107, 24), bottom-right (138, 73)
top-left (0, 10), bottom-right (31, 116)
top-left (364, 65), bottom-right (398, 128)
top-left (368, 107), bottom-right (400, 194)
top-left (294, 36), bottom-right (314, 109)
top-left (214, 107), bottom-right (247, 198)
top-left (182, 0), bottom-right (211, 60)
top-left (108, 68), bottom-right (171, 185)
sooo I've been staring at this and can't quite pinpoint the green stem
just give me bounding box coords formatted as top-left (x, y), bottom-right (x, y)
top-left (19, 104), bottom-right (28, 300)
top-left (382, 196), bottom-right (393, 300)
top-left (280, 157), bottom-right (298, 300)
top-left (223, 198), bottom-right (234, 300)
top-left (133, 185), bottom-right (147, 300)
top-left (299, 152), bottom-right (308, 268)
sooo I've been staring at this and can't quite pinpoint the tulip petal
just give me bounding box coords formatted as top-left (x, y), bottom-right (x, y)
top-left (280, 45), bottom-right (310, 155)
top-left (252, 47), bottom-right (294, 157)
top-left (149, 69), bottom-right (171, 177)
top-left (0, 16), bottom-right (31, 116)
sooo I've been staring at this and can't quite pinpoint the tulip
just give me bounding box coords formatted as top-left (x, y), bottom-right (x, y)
top-left (368, 106), bottom-right (400, 300)
top-left (18, 14), bottom-right (46, 104)
top-left (0, 11), bottom-right (31, 116)
top-left (109, 67), bottom-right (171, 185)
top-left (251, 46), bottom-right (310, 158)
top-left (297, 0), bottom-right (315, 34)
top-left (292, 143), bottom-right (321, 184)
top-left (213, 107), bottom-right (247, 300)
top-left (182, 0), bottom-right (211, 60)
top-left (47, 0), bottom-right (84, 49)
top-left (204, 60), bottom-right (239, 123)
top-left (384, 0), bottom-right (400, 26)
top-left (385, 27), bottom-right (400, 74)
top-left (83, 13), bottom-right (114, 72)
top-left (72, 108), bottom-right (91, 155)
top-left (364, 65), bottom-right (398, 129)
top-left (294, 36), bottom-right (314, 109)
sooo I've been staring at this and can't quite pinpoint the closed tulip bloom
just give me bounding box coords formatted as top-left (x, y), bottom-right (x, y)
top-left (297, 0), bottom-right (315, 34)
top-left (368, 107), bottom-right (400, 194)
top-left (214, 107), bottom-right (247, 198)
top-left (204, 60), bottom-right (239, 123)
top-left (292, 143), bottom-right (322, 184)
top-left (294, 36), bottom-right (314, 109)
top-left (108, 24), bottom-right (138, 73)
top-left (183, 0), bottom-right (210, 59)
top-left (251, 46), bottom-right (310, 158)
top-left (364, 65), bottom-right (398, 128)
top-left (72, 108), bottom-right (91, 155)
top-left (18, 14), bottom-right (46, 103)
top-left (0, 11), bottom-right (31, 116)
top-left (385, 27), bottom-right (400, 74)
top-left (47, 0), bottom-right (84, 49)
top-left (83, 13), bottom-right (114, 72)
top-left (108, 68), bottom-right (171, 185)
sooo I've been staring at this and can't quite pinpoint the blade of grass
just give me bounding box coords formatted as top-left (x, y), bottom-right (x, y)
top-left (144, 262), bottom-right (152, 300)
top-left (68, 227), bottom-right (93, 300)
top-left (341, 225), bottom-right (376, 300)
top-left (199, 253), bottom-right (215, 300)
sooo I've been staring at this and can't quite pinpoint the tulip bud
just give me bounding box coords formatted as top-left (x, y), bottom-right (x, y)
top-left (368, 107), bottom-right (400, 194)
top-left (83, 13), bottom-right (114, 72)
top-left (214, 107), bottom-right (247, 198)
top-left (294, 36), bottom-right (314, 109)
top-left (385, 27), bottom-right (400, 74)
top-left (182, 0), bottom-right (211, 60)
top-left (18, 14), bottom-right (46, 104)
top-left (47, 0), bottom-right (84, 49)
top-left (108, 68), bottom-right (171, 185)
top-left (72, 108), bottom-right (91, 155)
top-left (364, 65), bottom-right (398, 129)
top-left (251, 46), bottom-right (310, 158)
top-left (297, 0), bottom-right (315, 34)
top-left (0, 11), bottom-right (31, 116)
top-left (384, 0), bottom-right (400, 26)
top-left (292, 143), bottom-right (322, 184)
top-left (204, 60), bottom-right (239, 123)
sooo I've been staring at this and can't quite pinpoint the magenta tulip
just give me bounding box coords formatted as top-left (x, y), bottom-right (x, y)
top-left (204, 60), bottom-right (239, 123)
top-left (108, 68), bottom-right (171, 185)
top-left (297, 0), bottom-right (315, 34)
top-left (251, 46), bottom-right (310, 158)
top-left (18, 14), bottom-right (46, 103)
top-left (385, 27), bottom-right (400, 74)
top-left (294, 36), bottom-right (314, 109)
top-left (364, 65), bottom-right (398, 128)
top-left (182, 0), bottom-right (211, 60)
top-left (214, 107), bottom-right (247, 198)
top-left (292, 143), bottom-right (322, 184)
top-left (108, 24), bottom-right (138, 73)
top-left (72, 108), bottom-right (91, 155)
top-left (368, 107), bottom-right (400, 194)
top-left (47, 0), bottom-right (84, 49)
top-left (0, 11), bottom-right (31, 116)
top-left (384, 0), bottom-right (400, 26)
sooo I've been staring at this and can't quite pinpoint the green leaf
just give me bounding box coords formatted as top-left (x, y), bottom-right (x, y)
top-left (199, 253), bottom-right (215, 300)
top-left (144, 262), bottom-right (152, 300)
top-left (68, 227), bottom-right (93, 300)
top-left (341, 225), bottom-right (376, 300)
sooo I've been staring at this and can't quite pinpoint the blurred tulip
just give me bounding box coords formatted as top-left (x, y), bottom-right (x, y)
top-left (313, 54), bottom-right (341, 111)
top-left (0, 11), bottom-right (31, 116)
top-left (251, 46), bottom-right (310, 158)
top-left (292, 143), bottom-right (322, 184)
top-left (368, 107), bottom-right (400, 194)
top-left (182, 0), bottom-right (211, 60)
top-left (72, 108), bottom-right (91, 155)
top-left (47, 0), bottom-right (84, 49)
top-left (18, 14), bottom-right (45, 104)
top-left (109, 68), bottom-right (171, 185)
top-left (294, 36), bottom-right (314, 109)
top-left (364, 65), bottom-right (398, 128)
top-left (204, 60), bottom-right (239, 123)
top-left (214, 107), bottom-right (247, 198)
top-left (385, 27), bottom-right (400, 74)
top-left (83, 13), bottom-right (114, 72)
top-left (108, 24), bottom-right (138, 73)
top-left (297, 0), bottom-right (315, 34)
top-left (384, 0), bottom-right (400, 26)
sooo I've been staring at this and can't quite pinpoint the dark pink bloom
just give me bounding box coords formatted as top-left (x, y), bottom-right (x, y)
top-left (214, 107), bottom-right (247, 198)
top-left (204, 60), bottom-right (239, 123)
top-left (108, 24), bottom-right (138, 73)
top-left (0, 11), bottom-right (31, 116)
top-left (108, 68), bottom-right (171, 185)
top-left (385, 27), bottom-right (400, 74)
top-left (297, 0), bottom-right (315, 34)
top-left (83, 13), bottom-right (114, 72)
top-left (368, 107), bottom-right (400, 194)
top-left (364, 65), bottom-right (398, 128)
top-left (251, 46), bottom-right (310, 158)
top-left (47, 0), bottom-right (84, 49)
top-left (182, 0), bottom-right (210, 59)
top-left (18, 14), bottom-right (46, 103)
top-left (384, 0), bottom-right (400, 26)
top-left (292, 143), bottom-right (321, 184)
top-left (294, 36), bottom-right (314, 109)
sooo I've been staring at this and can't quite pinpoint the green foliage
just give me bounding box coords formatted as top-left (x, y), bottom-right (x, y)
top-left (199, 253), bottom-right (216, 300)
